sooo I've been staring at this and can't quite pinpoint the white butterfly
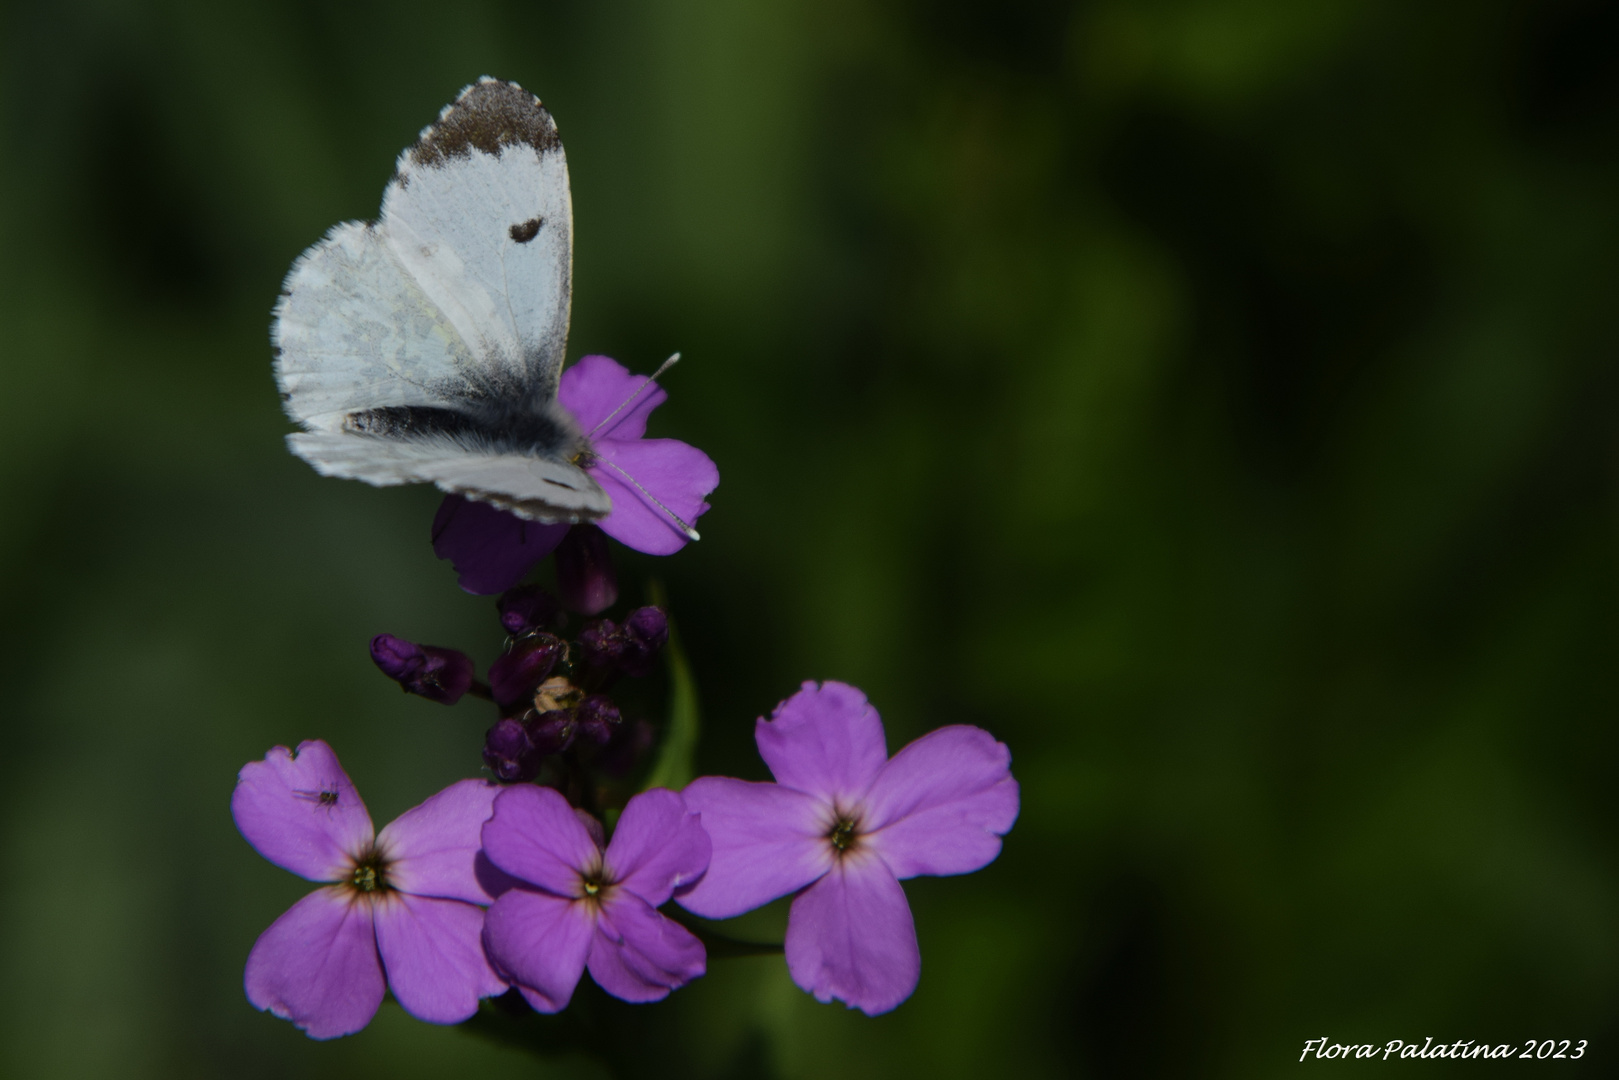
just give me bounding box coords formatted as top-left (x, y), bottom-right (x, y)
top-left (273, 77), bottom-right (615, 524)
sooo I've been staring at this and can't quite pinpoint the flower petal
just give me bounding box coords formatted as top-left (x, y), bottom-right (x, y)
top-left (587, 891), bottom-right (706, 1003)
top-left (232, 741), bottom-right (374, 881)
top-left (431, 494), bottom-right (569, 596)
top-left (784, 853), bottom-right (920, 1016)
top-left (482, 888), bottom-right (594, 1013)
top-left (377, 778), bottom-right (504, 904)
top-left (558, 354), bottom-right (668, 440)
top-left (244, 887), bottom-right (385, 1039)
top-left (589, 438), bottom-right (718, 556)
top-left (676, 777), bottom-right (832, 919)
top-left (862, 726), bottom-right (1019, 879)
top-left (602, 788), bottom-right (710, 907)
top-left (480, 785), bottom-right (599, 895)
top-left (372, 892), bottom-right (506, 1024)
top-left (756, 682), bottom-right (888, 805)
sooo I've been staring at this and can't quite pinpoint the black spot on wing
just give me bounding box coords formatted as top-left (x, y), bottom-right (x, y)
top-left (410, 79), bottom-right (561, 167)
top-left (510, 217), bottom-right (543, 243)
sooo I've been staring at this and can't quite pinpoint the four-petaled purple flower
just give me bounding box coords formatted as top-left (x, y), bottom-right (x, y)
top-left (434, 355), bottom-right (720, 595)
top-left (232, 741), bottom-right (508, 1038)
top-left (481, 786), bottom-right (711, 1012)
top-left (677, 682), bottom-right (1019, 1015)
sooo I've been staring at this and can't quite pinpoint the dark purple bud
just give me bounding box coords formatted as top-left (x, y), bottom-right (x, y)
top-left (497, 585), bottom-right (563, 637)
top-left (483, 717), bottom-right (539, 782)
top-left (369, 634), bottom-right (475, 705)
top-left (487, 633), bottom-right (565, 709)
top-left (575, 695), bottom-right (622, 746)
top-left (577, 618), bottom-right (625, 671)
top-left (616, 606), bottom-right (669, 678)
top-left (527, 709), bottom-right (577, 755)
top-left (555, 525), bottom-right (617, 615)
top-left (371, 634), bottom-right (424, 681)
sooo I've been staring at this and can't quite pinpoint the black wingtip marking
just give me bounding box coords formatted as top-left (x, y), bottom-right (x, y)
top-left (509, 217), bottom-right (543, 243)
top-left (409, 80), bottom-right (560, 167)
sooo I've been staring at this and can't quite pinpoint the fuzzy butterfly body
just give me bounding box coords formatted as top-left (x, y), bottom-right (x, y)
top-left (273, 78), bottom-right (610, 523)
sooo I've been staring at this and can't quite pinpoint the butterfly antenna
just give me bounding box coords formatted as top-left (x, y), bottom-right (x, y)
top-left (600, 458), bottom-right (701, 541)
top-left (587, 352), bottom-right (681, 438)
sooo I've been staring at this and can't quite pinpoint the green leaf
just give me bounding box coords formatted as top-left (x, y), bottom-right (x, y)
top-left (641, 580), bottom-right (700, 792)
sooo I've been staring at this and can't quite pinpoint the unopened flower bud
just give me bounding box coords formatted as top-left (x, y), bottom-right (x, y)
top-left (488, 633), bottom-right (565, 709)
top-left (527, 709), bottom-right (576, 755)
top-left (575, 695), bottom-right (622, 746)
top-left (578, 618), bottom-right (625, 671)
top-left (369, 634), bottom-right (475, 705)
top-left (555, 525), bottom-right (617, 615)
top-left (483, 717), bottom-right (539, 782)
top-left (617, 606), bottom-right (669, 677)
top-left (497, 585), bottom-right (563, 637)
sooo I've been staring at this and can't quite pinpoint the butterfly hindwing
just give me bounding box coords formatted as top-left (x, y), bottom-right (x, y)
top-left (274, 221), bottom-right (476, 432)
top-left (288, 432), bottom-right (610, 521)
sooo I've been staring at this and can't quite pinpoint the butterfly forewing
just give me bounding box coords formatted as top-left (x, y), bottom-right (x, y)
top-left (272, 78), bottom-right (604, 524)
top-left (383, 79), bottom-right (573, 399)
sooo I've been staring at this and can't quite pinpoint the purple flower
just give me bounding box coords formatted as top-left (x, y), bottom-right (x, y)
top-left (481, 786), bottom-right (710, 1012)
top-left (434, 355), bottom-right (720, 595)
top-left (677, 682), bottom-right (1019, 1015)
top-left (369, 634), bottom-right (474, 704)
top-left (232, 740), bottom-right (508, 1038)
top-left (433, 496), bottom-right (570, 596)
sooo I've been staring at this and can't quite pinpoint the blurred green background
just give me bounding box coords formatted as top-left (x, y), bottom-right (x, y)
top-left (4, 0), bottom-right (1619, 1076)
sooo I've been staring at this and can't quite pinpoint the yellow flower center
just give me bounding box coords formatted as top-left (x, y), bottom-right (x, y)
top-left (829, 818), bottom-right (859, 853)
top-left (348, 849), bottom-right (390, 894)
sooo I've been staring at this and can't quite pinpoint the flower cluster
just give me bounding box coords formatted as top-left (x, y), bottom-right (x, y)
top-left (236, 683), bottom-right (1017, 1036)
top-left (370, 582), bottom-right (670, 787)
top-left (237, 356), bottom-right (1019, 1040)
